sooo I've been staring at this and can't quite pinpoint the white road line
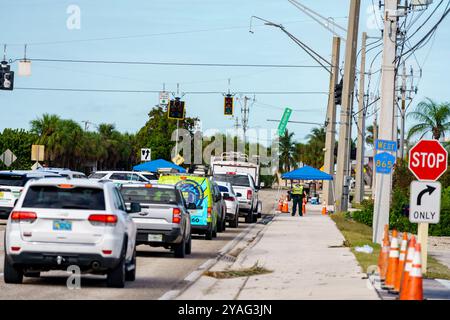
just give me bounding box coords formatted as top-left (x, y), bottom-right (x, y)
top-left (158, 290), bottom-right (180, 300)
top-left (198, 259), bottom-right (216, 270)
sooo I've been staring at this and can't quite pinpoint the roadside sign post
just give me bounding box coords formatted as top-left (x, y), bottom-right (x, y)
top-left (31, 145), bottom-right (45, 162)
top-left (141, 148), bottom-right (151, 162)
top-left (277, 108), bottom-right (292, 137)
top-left (408, 139), bottom-right (448, 274)
top-left (159, 91), bottom-right (169, 106)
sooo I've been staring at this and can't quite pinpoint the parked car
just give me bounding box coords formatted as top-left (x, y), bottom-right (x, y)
top-left (158, 174), bottom-right (219, 240)
top-left (0, 171), bottom-right (62, 219)
top-left (88, 171), bottom-right (150, 185)
top-left (3, 178), bottom-right (138, 288)
top-left (215, 181), bottom-right (240, 228)
top-left (36, 167), bottom-right (87, 179)
top-left (210, 180), bottom-right (227, 233)
top-left (120, 183), bottom-right (192, 258)
top-left (213, 172), bottom-right (260, 223)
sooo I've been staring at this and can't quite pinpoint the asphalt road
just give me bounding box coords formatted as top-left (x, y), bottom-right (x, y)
top-left (0, 189), bottom-right (277, 300)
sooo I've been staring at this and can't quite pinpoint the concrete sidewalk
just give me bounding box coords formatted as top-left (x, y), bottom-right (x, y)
top-left (176, 205), bottom-right (379, 300)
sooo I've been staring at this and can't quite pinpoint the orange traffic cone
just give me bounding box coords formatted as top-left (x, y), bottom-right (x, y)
top-left (277, 196), bottom-right (283, 212)
top-left (281, 198), bottom-right (289, 213)
top-left (400, 243), bottom-right (423, 300)
top-left (302, 197), bottom-right (306, 215)
top-left (321, 201), bottom-right (327, 215)
top-left (384, 230), bottom-right (399, 290)
top-left (399, 236), bottom-right (416, 300)
top-left (393, 232), bottom-right (408, 293)
top-left (378, 225), bottom-right (390, 282)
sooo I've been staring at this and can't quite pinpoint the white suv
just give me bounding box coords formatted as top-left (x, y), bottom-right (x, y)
top-left (89, 171), bottom-right (151, 185)
top-left (3, 178), bottom-right (138, 288)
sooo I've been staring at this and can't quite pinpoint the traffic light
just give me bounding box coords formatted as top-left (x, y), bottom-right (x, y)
top-left (0, 61), bottom-right (14, 91)
top-left (334, 78), bottom-right (343, 105)
top-left (168, 98), bottom-right (185, 120)
top-left (224, 95), bottom-right (234, 116)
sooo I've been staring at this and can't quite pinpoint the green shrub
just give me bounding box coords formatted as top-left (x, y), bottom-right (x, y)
top-left (429, 186), bottom-right (450, 236)
top-left (351, 199), bottom-right (374, 226)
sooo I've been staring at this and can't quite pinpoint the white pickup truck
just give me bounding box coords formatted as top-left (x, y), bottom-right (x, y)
top-left (211, 153), bottom-right (261, 223)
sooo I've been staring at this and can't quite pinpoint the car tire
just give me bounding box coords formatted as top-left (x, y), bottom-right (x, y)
top-left (229, 212), bottom-right (238, 228)
top-left (107, 239), bottom-right (127, 288)
top-left (217, 218), bottom-right (223, 233)
top-left (205, 227), bottom-right (213, 240)
top-left (185, 234), bottom-right (192, 255)
top-left (125, 247), bottom-right (136, 282)
top-left (4, 255), bottom-right (23, 284)
top-left (222, 214), bottom-right (227, 232)
top-left (252, 212), bottom-right (258, 223)
top-left (212, 222), bottom-right (218, 238)
top-left (174, 238), bottom-right (186, 258)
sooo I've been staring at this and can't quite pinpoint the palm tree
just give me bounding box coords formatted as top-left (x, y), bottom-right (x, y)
top-left (366, 125), bottom-right (376, 147)
top-left (278, 130), bottom-right (297, 173)
top-left (30, 114), bottom-right (61, 164)
top-left (407, 98), bottom-right (450, 141)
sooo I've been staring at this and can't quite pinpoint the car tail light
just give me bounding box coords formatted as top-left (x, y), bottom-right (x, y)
top-left (57, 184), bottom-right (75, 189)
top-left (207, 207), bottom-right (212, 219)
top-left (11, 211), bottom-right (37, 222)
top-left (225, 196), bottom-right (235, 202)
top-left (102, 250), bottom-right (112, 255)
top-left (88, 214), bottom-right (118, 226)
top-left (172, 208), bottom-right (181, 224)
top-left (247, 190), bottom-right (252, 200)
top-left (144, 184), bottom-right (152, 188)
top-left (11, 246), bottom-right (21, 252)
top-left (226, 172), bottom-right (236, 175)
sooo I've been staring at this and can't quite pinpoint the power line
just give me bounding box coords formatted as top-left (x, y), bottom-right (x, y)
top-left (18, 58), bottom-right (325, 69)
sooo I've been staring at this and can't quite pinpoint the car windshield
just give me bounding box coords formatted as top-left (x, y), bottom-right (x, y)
top-left (214, 174), bottom-right (250, 187)
top-left (0, 174), bottom-right (27, 187)
top-left (89, 173), bottom-right (107, 179)
top-left (22, 186), bottom-right (105, 210)
top-left (121, 187), bottom-right (178, 204)
top-left (218, 185), bottom-right (229, 193)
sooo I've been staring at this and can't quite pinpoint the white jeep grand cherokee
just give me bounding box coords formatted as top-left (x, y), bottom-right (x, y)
top-left (3, 178), bottom-right (138, 288)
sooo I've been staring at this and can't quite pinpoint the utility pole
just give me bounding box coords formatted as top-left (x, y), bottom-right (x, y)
top-left (372, 0), bottom-right (399, 244)
top-left (335, 0), bottom-right (361, 213)
top-left (323, 36), bottom-right (341, 207)
top-left (372, 111), bottom-right (378, 199)
top-left (399, 62), bottom-right (407, 160)
top-left (355, 32), bottom-right (367, 204)
top-left (241, 96), bottom-right (250, 147)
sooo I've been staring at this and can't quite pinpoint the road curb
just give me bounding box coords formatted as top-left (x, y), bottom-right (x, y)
top-left (158, 206), bottom-right (278, 300)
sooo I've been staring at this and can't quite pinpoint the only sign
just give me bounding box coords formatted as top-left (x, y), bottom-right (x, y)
top-left (409, 139), bottom-right (448, 181)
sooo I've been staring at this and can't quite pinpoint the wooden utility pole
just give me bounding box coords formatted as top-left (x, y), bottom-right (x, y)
top-left (323, 36), bottom-right (341, 207)
top-left (372, 0), bottom-right (399, 244)
top-left (355, 32), bottom-right (367, 204)
top-left (335, 0), bottom-right (361, 213)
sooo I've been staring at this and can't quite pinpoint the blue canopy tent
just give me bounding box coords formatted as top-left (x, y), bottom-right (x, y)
top-left (281, 166), bottom-right (334, 207)
top-left (281, 166), bottom-right (333, 181)
top-left (133, 159), bottom-right (186, 173)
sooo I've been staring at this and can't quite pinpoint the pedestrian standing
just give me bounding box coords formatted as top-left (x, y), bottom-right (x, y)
top-left (289, 182), bottom-right (306, 217)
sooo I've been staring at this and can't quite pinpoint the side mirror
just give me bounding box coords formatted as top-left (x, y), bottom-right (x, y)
top-left (236, 193), bottom-right (242, 197)
top-left (128, 202), bottom-right (141, 213)
top-left (187, 203), bottom-right (197, 210)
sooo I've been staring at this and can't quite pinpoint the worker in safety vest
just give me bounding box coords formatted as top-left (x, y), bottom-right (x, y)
top-left (290, 183), bottom-right (306, 217)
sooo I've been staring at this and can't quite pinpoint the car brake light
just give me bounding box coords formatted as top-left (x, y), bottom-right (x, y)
top-left (144, 184), bottom-right (152, 188)
top-left (102, 250), bottom-right (113, 255)
top-left (88, 214), bottom-right (118, 225)
top-left (207, 207), bottom-right (212, 218)
top-left (247, 190), bottom-right (252, 200)
top-left (226, 172), bottom-right (236, 175)
top-left (11, 211), bottom-right (37, 222)
top-left (225, 196), bottom-right (235, 202)
top-left (57, 184), bottom-right (75, 189)
top-left (172, 208), bottom-right (181, 224)
top-left (180, 176), bottom-right (187, 180)
top-left (11, 246), bottom-right (21, 252)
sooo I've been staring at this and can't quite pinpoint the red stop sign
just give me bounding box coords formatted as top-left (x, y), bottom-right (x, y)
top-left (409, 139), bottom-right (448, 181)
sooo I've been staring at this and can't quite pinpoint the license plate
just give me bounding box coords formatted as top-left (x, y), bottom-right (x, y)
top-left (148, 234), bottom-right (163, 242)
top-left (53, 220), bottom-right (72, 231)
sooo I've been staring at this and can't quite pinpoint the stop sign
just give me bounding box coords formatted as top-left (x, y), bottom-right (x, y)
top-left (409, 139), bottom-right (448, 181)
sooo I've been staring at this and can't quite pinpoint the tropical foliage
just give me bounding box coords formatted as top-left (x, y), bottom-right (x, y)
top-left (407, 98), bottom-right (450, 141)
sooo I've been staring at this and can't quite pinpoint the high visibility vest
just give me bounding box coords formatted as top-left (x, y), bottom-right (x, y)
top-left (292, 184), bottom-right (304, 195)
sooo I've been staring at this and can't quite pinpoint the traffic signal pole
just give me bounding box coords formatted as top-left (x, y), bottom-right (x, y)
top-left (372, 0), bottom-right (399, 244)
top-left (335, 0), bottom-right (361, 213)
top-left (354, 32), bottom-right (367, 204)
top-left (323, 36), bottom-right (341, 207)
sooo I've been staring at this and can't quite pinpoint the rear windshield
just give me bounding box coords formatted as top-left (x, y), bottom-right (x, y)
top-left (89, 173), bottom-right (107, 179)
top-left (218, 185), bottom-right (229, 192)
top-left (22, 186), bottom-right (105, 210)
top-left (120, 187), bottom-right (179, 205)
top-left (0, 174), bottom-right (27, 187)
top-left (214, 174), bottom-right (250, 187)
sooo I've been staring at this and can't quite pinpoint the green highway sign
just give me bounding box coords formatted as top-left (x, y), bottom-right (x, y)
top-left (278, 108), bottom-right (292, 136)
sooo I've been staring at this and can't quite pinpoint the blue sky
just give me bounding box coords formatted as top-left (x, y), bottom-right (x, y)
top-left (1, 0), bottom-right (449, 144)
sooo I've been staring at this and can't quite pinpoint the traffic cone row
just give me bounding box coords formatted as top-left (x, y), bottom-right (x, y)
top-left (277, 196), bottom-right (283, 212)
top-left (321, 201), bottom-right (327, 215)
top-left (281, 196), bottom-right (289, 213)
top-left (376, 225), bottom-right (423, 300)
top-left (302, 197), bottom-right (307, 215)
